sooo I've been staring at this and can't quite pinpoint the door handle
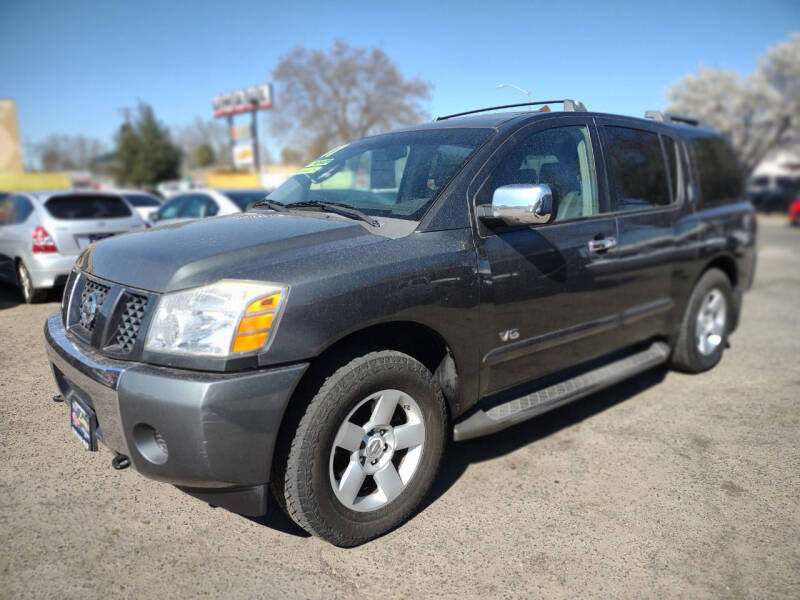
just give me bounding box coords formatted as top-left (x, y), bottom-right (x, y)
top-left (588, 237), bottom-right (617, 252)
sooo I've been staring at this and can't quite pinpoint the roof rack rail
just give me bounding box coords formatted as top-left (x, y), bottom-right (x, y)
top-left (645, 110), bottom-right (709, 128)
top-left (436, 99), bottom-right (587, 121)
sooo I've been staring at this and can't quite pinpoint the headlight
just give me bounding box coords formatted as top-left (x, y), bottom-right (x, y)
top-left (144, 280), bottom-right (288, 357)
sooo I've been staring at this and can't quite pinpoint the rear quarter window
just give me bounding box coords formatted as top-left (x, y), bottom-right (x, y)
top-left (691, 136), bottom-right (743, 204)
top-left (45, 194), bottom-right (133, 219)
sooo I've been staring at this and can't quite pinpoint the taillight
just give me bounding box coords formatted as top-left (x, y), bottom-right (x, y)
top-left (32, 226), bottom-right (57, 253)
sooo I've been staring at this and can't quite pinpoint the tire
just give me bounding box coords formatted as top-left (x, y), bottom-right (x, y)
top-left (17, 261), bottom-right (47, 304)
top-left (274, 350), bottom-right (447, 546)
top-left (670, 268), bottom-right (733, 373)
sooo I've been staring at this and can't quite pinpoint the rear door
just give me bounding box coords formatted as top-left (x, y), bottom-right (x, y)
top-left (43, 193), bottom-right (141, 255)
top-left (472, 117), bottom-right (624, 394)
top-left (596, 119), bottom-right (686, 341)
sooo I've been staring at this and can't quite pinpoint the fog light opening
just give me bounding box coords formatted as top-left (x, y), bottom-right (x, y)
top-left (132, 423), bottom-right (169, 465)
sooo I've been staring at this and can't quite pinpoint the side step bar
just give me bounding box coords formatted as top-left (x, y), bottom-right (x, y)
top-left (453, 341), bottom-right (671, 441)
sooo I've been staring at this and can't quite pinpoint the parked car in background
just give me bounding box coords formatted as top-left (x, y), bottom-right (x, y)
top-left (149, 188), bottom-right (270, 225)
top-left (0, 191), bottom-right (143, 302)
top-left (114, 190), bottom-right (163, 225)
top-left (789, 197), bottom-right (800, 226)
top-left (747, 174), bottom-right (800, 213)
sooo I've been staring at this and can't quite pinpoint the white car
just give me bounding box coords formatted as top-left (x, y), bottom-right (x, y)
top-left (149, 189), bottom-right (270, 225)
top-left (0, 191), bottom-right (144, 302)
top-left (114, 190), bottom-right (163, 224)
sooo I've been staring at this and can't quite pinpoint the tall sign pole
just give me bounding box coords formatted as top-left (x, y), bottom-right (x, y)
top-left (212, 83), bottom-right (273, 174)
top-left (227, 114), bottom-right (235, 171)
top-left (251, 104), bottom-right (260, 173)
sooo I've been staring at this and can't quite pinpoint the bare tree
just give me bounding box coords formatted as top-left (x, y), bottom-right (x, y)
top-left (34, 134), bottom-right (107, 171)
top-left (174, 117), bottom-right (229, 168)
top-left (666, 34), bottom-right (800, 174)
top-left (271, 40), bottom-right (433, 161)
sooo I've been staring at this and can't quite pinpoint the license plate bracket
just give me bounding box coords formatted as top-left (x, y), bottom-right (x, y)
top-left (70, 396), bottom-right (98, 451)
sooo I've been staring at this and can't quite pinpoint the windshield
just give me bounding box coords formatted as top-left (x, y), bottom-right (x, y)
top-left (264, 128), bottom-right (493, 221)
top-left (224, 190), bottom-right (271, 211)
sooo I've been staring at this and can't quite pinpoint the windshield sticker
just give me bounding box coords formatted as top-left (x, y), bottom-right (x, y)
top-left (295, 144), bottom-right (349, 175)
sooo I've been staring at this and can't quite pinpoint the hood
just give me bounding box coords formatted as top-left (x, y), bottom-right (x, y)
top-left (77, 212), bottom-right (376, 292)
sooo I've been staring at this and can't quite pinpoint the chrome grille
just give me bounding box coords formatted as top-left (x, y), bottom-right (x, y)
top-left (114, 293), bottom-right (148, 352)
top-left (79, 278), bottom-right (110, 332)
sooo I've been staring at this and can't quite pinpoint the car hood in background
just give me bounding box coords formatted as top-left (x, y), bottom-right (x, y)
top-left (76, 212), bottom-right (377, 293)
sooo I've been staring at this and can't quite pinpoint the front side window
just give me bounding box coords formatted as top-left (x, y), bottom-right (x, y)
top-left (477, 124), bottom-right (600, 221)
top-left (0, 196), bottom-right (14, 225)
top-left (12, 196), bottom-right (34, 223)
top-left (266, 128), bottom-right (493, 221)
top-left (604, 126), bottom-right (671, 210)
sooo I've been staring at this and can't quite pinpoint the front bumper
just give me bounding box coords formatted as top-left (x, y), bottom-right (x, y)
top-left (44, 314), bottom-right (308, 515)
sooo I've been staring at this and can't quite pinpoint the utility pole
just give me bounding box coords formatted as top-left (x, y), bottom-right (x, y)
top-left (497, 83), bottom-right (533, 109)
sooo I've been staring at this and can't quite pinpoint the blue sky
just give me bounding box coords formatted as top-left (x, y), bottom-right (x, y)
top-left (1, 0), bottom-right (798, 157)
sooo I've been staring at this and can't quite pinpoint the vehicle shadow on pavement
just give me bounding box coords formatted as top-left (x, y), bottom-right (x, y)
top-left (422, 366), bottom-right (669, 511)
top-left (247, 501), bottom-right (312, 538)
top-left (0, 283), bottom-right (23, 309)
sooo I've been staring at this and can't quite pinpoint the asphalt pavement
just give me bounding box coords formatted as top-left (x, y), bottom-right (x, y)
top-left (0, 215), bottom-right (798, 599)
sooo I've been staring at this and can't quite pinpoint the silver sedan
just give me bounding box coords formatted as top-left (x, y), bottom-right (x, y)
top-left (0, 191), bottom-right (144, 303)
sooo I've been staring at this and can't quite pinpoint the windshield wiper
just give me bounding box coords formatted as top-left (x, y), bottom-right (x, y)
top-left (285, 201), bottom-right (381, 228)
top-left (252, 198), bottom-right (287, 212)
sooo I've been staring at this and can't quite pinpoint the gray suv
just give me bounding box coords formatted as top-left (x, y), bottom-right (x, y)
top-left (44, 100), bottom-right (756, 546)
top-left (0, 192), bottom-right (143, 302)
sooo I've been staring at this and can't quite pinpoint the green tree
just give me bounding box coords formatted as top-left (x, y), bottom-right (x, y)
top-left (192, 143), bottom-right (215, 168)
top-left (113, 102), bottom-right (182, 186)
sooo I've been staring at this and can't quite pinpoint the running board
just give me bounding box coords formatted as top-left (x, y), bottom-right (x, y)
top-left (453, 341), bottom-right (671, 441)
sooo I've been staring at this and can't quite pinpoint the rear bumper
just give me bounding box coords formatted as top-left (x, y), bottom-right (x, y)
top-left (28, 253), bottom-right (76, 288)
top-left (44, 314), bottom-right (308, 515)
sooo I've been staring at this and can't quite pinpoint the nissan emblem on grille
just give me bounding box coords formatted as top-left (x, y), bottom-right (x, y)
top-left (80, 291), bottom-right (99, 329)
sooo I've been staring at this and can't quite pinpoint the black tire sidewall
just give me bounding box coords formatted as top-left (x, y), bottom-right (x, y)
top-left (298, 353), bottom-right (446, 544)
top-left (682, 270), bottom-right (733, 371)
top-left (17, 262), bottom-right (32, 303)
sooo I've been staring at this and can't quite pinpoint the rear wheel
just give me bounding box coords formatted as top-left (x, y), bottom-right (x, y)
top-left (17, 261), bottom-right (47, 304)
top-left (670, 268), bottom-right (733, 373)
top-left (275, 350), bottom-right (447, 546)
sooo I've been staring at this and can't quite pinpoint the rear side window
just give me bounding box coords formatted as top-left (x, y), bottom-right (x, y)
top-left (179, 194), bottom-right (217, 218)
top-left (0, 196), bottom-right (34, 224)
top-left (45, 194), bottom-right (132, 219)
top-left (604, 126), bottom-right (671, 210)
top-left (158, 196), bottom-right (185, 219)
top-left (691, 136), bottom-right (742, 204)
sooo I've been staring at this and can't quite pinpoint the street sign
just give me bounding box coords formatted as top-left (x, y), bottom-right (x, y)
top-left (213, 83), bottom-right (273, 118)
top-left (230, 124), bottom-right (253, 140)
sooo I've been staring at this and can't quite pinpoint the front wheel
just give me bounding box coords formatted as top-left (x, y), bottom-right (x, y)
top-left (275, 351), bottom-right (447, 546)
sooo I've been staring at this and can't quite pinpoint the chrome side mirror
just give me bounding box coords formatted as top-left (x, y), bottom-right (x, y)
top-left (481, 184), bottom-right (554, 226)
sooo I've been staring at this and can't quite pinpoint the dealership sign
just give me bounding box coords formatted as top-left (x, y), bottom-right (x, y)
top-left (232, 143), bottom-right (254, 168)
top-left (213, 83), bottom-right (273, 118)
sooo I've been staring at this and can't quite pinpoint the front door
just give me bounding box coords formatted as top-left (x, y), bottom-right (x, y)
top-left (473, 118), bottom-right (624, 395)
